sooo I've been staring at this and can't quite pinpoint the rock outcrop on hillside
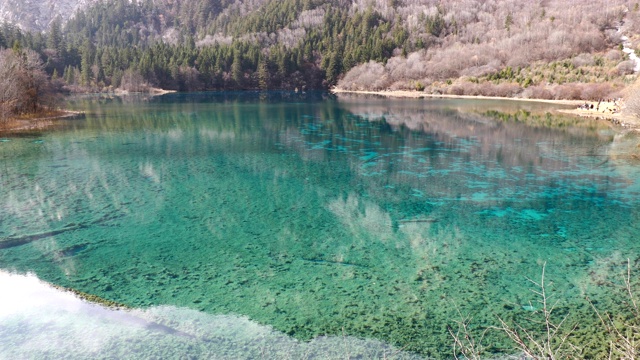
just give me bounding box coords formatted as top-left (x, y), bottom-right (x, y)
top-left (0, 0), bottom-right (96, 32)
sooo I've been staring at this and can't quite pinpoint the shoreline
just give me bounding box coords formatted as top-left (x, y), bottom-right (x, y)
top-left (0, 88), bottom-right (175, 134)
top-left (113, 87), bottom-right (177, 96)
top-left (0, 110), bottom-right (85, 134)
top-left (3, 90), bottom-right (639, 134)
top-left (556, 108), bottom-right (639, 129)
top-left (331, 88), bottom-right (584, 105)
top-left (332, 88), bottom-right (640, 130)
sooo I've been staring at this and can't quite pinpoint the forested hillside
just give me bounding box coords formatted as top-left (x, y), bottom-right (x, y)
top-left (0, 0), bottom-right (639, 98)
top-left (339, 0), bottom-right (640, 99)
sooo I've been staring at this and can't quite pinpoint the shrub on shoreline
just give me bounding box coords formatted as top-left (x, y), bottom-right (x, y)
top-left (450, 261), bottom-right (640, 359)
top-left (0, 48), bottom-right (57, 124)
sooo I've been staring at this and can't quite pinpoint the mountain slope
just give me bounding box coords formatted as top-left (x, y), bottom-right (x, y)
top-left (0, 0), bottom-right (98, 32)
top-left (336, 0), bottom-right (639, 97)
top-left (1, 0), bottom-right (638, 98)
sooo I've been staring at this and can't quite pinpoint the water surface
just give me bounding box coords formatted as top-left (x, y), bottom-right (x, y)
top-left (1, 92), bottom-right (640, 358)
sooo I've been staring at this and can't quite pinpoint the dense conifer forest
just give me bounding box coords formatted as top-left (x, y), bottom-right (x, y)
top-left (0, 0), bottom-right (639, 106)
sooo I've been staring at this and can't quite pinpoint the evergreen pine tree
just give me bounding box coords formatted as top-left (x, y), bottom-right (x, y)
top-left (80, 38), bottom-right (95, 86)
top-left (257, 56), bottom-right (269, 90)
top-left (231, 50), bottom-right (243, 88)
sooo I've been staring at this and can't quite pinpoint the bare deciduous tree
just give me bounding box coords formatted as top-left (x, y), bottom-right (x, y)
top-left (119, 69), bottom-right (149, 93)
top-left (0, 50), bottom-right (21, 122)
top-left (337, 60), bottom-right (390, 90)
top-left (0, 48), bottom-right (54, 123)
top-left (337, 0), bottom-right (634, 96)
top-left (589, 259), bottom-right (640, 359)
top-left (495, 263), bottom-right (579, 359)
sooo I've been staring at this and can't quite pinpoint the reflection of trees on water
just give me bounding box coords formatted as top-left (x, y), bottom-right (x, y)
top-left (49, 94), bottom-right (639, 249)
top-left (304, 98), bottom-right (623, 209)
top-left (3, 95), bottom-right (640, 358)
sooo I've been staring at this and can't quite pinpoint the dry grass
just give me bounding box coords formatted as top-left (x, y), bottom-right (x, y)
top-left (448, 304), bottom-right (488, 360)
top-left (449, 261), bottom-right (640, 359)
top-left (589, 259), bottom-right (640, 359)
top-left (494, 263), bottom-right (579, 359)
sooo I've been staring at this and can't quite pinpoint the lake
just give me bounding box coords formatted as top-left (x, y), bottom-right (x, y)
top-left (1, 92), bottom-right (640, 358)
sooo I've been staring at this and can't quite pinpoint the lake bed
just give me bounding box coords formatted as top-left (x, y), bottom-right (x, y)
top-left (1, 92), bottom-right (639, 358)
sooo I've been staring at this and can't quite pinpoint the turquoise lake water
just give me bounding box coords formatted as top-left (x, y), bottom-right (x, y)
top-left (2, 92), bottom-right (640, 358)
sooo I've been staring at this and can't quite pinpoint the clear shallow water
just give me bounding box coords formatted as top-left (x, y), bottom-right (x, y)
top-left (0, 271), bottom-right (418, 359)
top-left (1, 92), bottom-right (640, 358)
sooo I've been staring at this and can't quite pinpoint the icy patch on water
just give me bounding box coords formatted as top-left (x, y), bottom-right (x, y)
top-left (0, 271), bottom-right (420, 359)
